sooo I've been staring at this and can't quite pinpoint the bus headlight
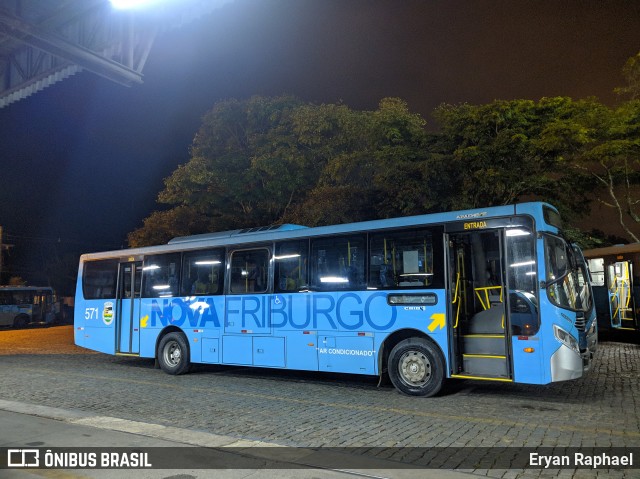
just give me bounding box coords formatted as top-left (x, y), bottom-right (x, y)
top-left (587, 320), bottom-right (597, 336)
top-left (553, 325), bottom-right (579, 354)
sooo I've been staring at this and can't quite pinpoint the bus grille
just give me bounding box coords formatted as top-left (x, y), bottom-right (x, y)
top-left (575, 314), bottom-right (586, 332)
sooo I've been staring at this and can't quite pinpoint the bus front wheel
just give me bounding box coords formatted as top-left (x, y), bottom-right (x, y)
top-left (388, 338), bottom-right (444, 397)
top-left (157, 332), bottom-right (190, 375)
top-left (13, 314), bottom-right (29, 328)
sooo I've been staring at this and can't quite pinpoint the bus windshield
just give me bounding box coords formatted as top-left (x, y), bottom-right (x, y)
top-left (544, 235), bottom-right (591, 312)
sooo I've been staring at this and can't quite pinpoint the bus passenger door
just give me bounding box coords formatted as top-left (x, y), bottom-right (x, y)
top-left (116, 261), bottom-right (142, 355)
top-left (607, 261), bottom-right (636, 330)
top-left (448, 230), bottom-right (512, 381)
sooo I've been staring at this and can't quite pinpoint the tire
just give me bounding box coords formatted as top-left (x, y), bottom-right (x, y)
top-left (157, 332), bottom-right (190, 375)
top-left (13, 315), bottom-right (29, 328)
top-left (388, 338), bottom-right (445, 397)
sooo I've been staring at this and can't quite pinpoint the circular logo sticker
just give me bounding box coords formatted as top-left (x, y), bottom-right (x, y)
top-left (102, 302), bottom-right (114, 325)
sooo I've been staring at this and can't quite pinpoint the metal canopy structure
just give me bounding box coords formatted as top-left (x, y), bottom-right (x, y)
top-left (0, 0), bottom-right (231, 108)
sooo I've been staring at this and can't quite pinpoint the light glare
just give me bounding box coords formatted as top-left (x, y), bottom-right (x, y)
top-left (506, 229), bottom-right (531, 237)
top-left (110, 0), bottom-right (163, 10)
top-left (274, 254), bottom-right (301, 260)
top-left (511, 260), bottom-right (536, 268)
top-left (195, 260), bottom-right (221, 265)
top-left (320, 276), bottom-right (348, 283)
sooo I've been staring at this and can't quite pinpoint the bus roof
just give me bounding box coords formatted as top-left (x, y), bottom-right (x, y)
top-left (169, 223), bottom-right (308, 244)
top-left (79, 202), bottom-right (556, 261)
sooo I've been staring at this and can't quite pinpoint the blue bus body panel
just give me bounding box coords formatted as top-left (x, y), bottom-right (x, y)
top-left (253, 336), bottom-right (285, 367)
top-left (78, 299), bottom-right (116, 355)
top-left (130, 290), bottom-right (449, 376)
top-left (225, 295), bottom-right (271, 334)
top-left (511, 335), bottom-right (546, 384)
top-left (139, 296), bottom-right (226, 360)
top-left (201, 337), bottom-right (220, 363)
top-left (282, 330), bottom-right (318, 370)
top-left (145, 296), bottom-right (225, 330)
top-left (317, 333), bottom-right (375, 374)
top-left (118, 297), bottom-right (141, 354)
top-left (139, 327), bottom-right (159, 358)
top-left (222, 335), bottom-right (252, 365)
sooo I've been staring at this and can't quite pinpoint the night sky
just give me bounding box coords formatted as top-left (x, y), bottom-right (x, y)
top-left (1, 0), bottom-right (639, 284)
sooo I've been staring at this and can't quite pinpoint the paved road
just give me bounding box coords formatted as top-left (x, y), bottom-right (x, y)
top-left (0, 405), bottom-right (477, 479)
top-left (0, 326), bottom-right (638, 478)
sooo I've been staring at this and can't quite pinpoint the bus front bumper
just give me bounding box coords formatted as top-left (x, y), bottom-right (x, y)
top-left (550, 341), bottom-right (595, 382)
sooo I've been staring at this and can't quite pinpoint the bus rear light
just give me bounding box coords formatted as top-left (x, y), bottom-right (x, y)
top-left (523, 347), bottom-right (535, 353)
top-left (358, 332), bottom-right (365, 336)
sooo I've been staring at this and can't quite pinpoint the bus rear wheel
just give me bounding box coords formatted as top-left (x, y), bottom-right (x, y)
top-left (388, 338), bottom-right (444, 397)
top-left (157, 332), bottom-right (190, 375)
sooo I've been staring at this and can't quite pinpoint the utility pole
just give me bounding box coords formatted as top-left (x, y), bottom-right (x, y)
top-left (0, 225), bottom-right (3, 284)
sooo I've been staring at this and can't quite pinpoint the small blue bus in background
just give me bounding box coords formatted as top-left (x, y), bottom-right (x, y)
top-left (0, 286), bottom-right (57, 327)
top-left (74, 202), bottom-right (597, 397)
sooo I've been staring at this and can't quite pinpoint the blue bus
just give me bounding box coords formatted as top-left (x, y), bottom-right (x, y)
top-left (74, 202), bottom-right (597, 397)
top-left (0, 286), bottom-right (57, 327)
top-left (582, 243), bottom-right (640, 336)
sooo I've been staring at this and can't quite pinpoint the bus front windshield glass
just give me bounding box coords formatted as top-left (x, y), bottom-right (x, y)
top-left (506, 228), bottom-right (539, 335)
top-left (544, 235), bottom-right (591, 312)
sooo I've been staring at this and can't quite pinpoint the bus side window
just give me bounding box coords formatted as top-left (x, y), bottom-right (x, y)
top-left (310, 235), bottom-right (366, 291)
top-left (274, 240), bottom-right (309, 292)
top-left (369, 228), bottom-right (437, 289)
top-left (0, 290), bottom-right (10, 305)
top-left (181, 249), bottom-right (225, 296)
top-left (142, 253), bottom-right (181, 298)
top-left (82, 260), bottom-right (119, 300)
top-left (229, 249), bottom-right (270, 294)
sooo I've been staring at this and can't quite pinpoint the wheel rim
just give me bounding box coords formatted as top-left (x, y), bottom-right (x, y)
top-left (164, 340), bottom-right (182, 367)
top-left (398, 350), bottom-right (431, 387)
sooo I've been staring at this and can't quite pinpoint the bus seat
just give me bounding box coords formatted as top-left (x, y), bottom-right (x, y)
top-left (467, 303), bottom-right (505, 334)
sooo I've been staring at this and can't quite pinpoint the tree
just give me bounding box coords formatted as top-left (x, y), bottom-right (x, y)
top-left (128, 206), bottom-right (213, 247)
top-left (287, 97), bottom-right (431, 225)
top-left (428, 97), bottom-right (595, 222)
top-left (8, 276), bottom-right (26, 286)
top-left (560, 100), bottom-right (640, 241)
top-left (129, 95), bottom-right (313, 246)
top-left (129, 96), bottom-right (433, 245)
top-left (159, 95), bottom-right (308, 227)
top-left (615, 50), bottom-right (640, 100)
top-left (129, 92), bottom-right (640, 247)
